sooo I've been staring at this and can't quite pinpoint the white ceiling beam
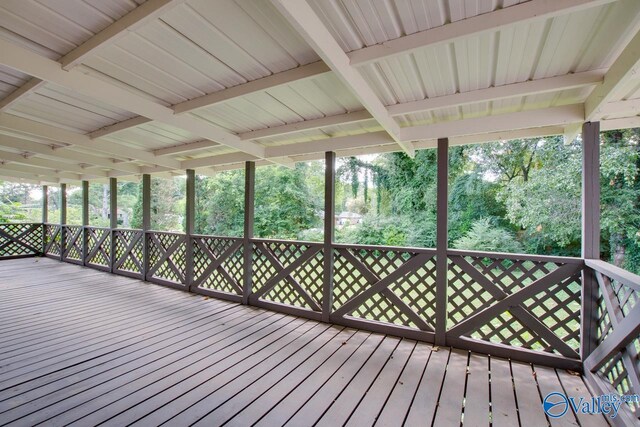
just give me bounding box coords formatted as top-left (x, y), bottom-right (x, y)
top-left (401, 104), bottom-right (585, 141)
top-left (0, 148), bottom-right (108, 177)
top-left (348, 0), bottom-right (617, 67)
top-left (0, 169), bottom-right (60, 184)
top-left (387, 70), bottom-right (604, 116)
top-left (153, 140), bottom-right (221, 156)
top-left (0, 78), bottom-right (45, 112)
top-left (265, 131), bottom-right (393, 158)
top-left (0, 134), bottom-right (141, 174)
top-left (0, 113), bottom-right (179, 169)
top-left (173, 61), bottom-right (330, 114)
top-left (563, 122), bottom-right (583, 144)
top-left (600, 116), bottom-right (640, 130)
top-left (0, 39), bottom-right (268, 160)
top-left (240, 110), bottom-right (374, 141)
top-left (181, 152), bottom-right (258, 169)
top-left (0, 163), bottom-right (81, 182)
top-left (599, 98), bottom-right (640, 116)
top-left (88, 116), bottom-right (153, 139)
top-left (271, 0), bottom-right (415, 157)
top-left (0, 174), bottom-right (49, 185)
top-left (60, 0), bottom-right (187, 70)
top-left (585, 29), bottom-right (640, 120)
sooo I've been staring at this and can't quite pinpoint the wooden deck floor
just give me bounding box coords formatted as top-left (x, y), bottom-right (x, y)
top-left (0, 258), bottom-right (608, 427)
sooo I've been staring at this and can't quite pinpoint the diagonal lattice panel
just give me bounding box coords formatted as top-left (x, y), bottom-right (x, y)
top-left (63, 226), bottom-right (83, 262)
top-left (86, 227), bottom-right (110, 268)
top-left (470, 310), bottom-right (552, 351)
top-left (193, 236), bottom-right (243, 295)
top-left (447, 259), bottom-right (496, 328)
top-left (45, 224), bottom-right (61, 256)
top-left (0, 223), bottom-right (41, 257)
top-left (148, 232), bottom-right (186, 284)
top-left (252, 241), bottom-right (324, 310)
top-left (521, 273), bottom-right (582, 352)
top-left (113, 230), bottom-right (144, 275)
top-left (333, 246), bottom-right (436, 330)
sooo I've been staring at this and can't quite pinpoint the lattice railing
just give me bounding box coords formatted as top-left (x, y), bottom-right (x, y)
top-left (192, 235), bottom-right (243, 296)
top-left (147, 231), bottom-right (186, 286)
top-left (446, 250), bottom-right (583, 359)
top-left (249, 239), bottom-right (324, 312)
top-left (113, 229), bottom-right (144, 279)
top-left (44, 224), bottom-right (61, 257)
top-left (62, 225), bottom-right (83, 264)
top-left (85, 227), bottom-right (111, 271)
top-left (331, 244), bottom-right (437, 334)
top-left (0, 223), bottom-right (42, 258)
top-left (586, 260), bottom-right (640, 419)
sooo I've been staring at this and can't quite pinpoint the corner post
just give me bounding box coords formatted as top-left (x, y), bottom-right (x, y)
top-left (581, 121), bottom-right (600, 360)
top-left (59, 183), bottom-right (67, 262)
top-left (109, 178), bottom-right (117, 273)
top-left (41, 185), bottom-right (48, 254)
top-left (81, 180), bottom-right (89, 265)
top-left (435, 138), bottom-right (449, 346)
top-left (185, 169), bottom-right (195, 289)
top-left (323, 151), bottom-right (336, 322)
top-left (142, 174), bottom-right (151, 280)
top-left (242, 161), bottom-right (255, 305)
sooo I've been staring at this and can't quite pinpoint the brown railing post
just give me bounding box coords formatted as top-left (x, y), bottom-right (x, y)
top-left (59, 183), bottom-right (67, 262)
top-left (142, 174), bottom-right (151, 281)
top-left (41, 185), bottom-right (47, 255)
top-left (581, 121), bottom-right (600, 360)
top-left (435, 137), bottom-right (449, 346)
top-left (323, 151), bottom-right (335, 322)
top-left (242, 161), bottom-right (255, 305)
top-left (81, 180), bottom-right (89, 266)
top-left (185, 169), bottom-right (195, 289)
top-left (109, 178), bottom-right (117, 273)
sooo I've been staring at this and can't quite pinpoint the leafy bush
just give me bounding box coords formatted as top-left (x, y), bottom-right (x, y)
top-left (453, 218), bottom-right (523, 253)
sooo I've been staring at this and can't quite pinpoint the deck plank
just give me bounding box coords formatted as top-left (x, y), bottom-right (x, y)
top-left (432, 348), bottom-right (469, 426)
top-left (534, 365), bottom-right (579, 427)
top-left (463, 353), bottom-right (490, 427)
top-left (490, 357), bottom-right (519, 427)
top-left (556, 369), bottom-right (610, 427)
top-left (511, 361), bottom-right (548, 427)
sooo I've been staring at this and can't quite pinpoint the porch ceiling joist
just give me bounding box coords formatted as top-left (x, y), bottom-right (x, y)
top-left (0, 39), bottom-right (269, 161)
top-left (153, 140), bottom-right (221, 157)
top-left (585, 28), bottom-right (640, 120)
top-left (0, 78), bottom-right (45, 113)
top-left (0, 113), bottom-right (178, 169)
top-left (0, 148), bottom-right (108, 177)
top-left (0, 134), bottom-right (141, 175)
top-left (347, 0), bottom-right (618, 67)
top-left (0, 163), bottom-right (81, 182)
top-left (271, 0), bottom-right (415, 157)
top-left (0, 169), bottom-right (60, 184)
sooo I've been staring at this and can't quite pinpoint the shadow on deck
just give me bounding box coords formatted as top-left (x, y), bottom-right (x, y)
top-left (0, 258), bottom-right (610, 426)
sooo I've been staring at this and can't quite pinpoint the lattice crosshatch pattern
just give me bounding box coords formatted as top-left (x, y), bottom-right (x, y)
top-left (85, 227), bottom-right (110, 270)
top-left (447, 254), bottom-right (582, 357)
top-left (113, 229), bottom-right (144, 277)
top-left (62, 225), bottom-right (83, 263)
top-left (251, 240), bottom-right (324, 311)
top-left (193, 236), bottom-right (243, 295)
top-left (593, 268), bottom-right (640, 416)
top-left (147, 232), bottom-right (186, 285)
top-left (0, 223), bottom-right (41, 257)
top-left (44, 224), bottom-right (61, 257)
top-left (332, 246), bottom-right (437, 331)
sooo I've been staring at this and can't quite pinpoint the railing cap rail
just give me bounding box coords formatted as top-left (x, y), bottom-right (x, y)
top-left (333, 242), bottom-right (437, 254)
top-left (585, 259), bottom-right (640, 291)
top-left (192, 233), bottom-right (242, 240)
top-left (251, 237), bottom-right (323, 246)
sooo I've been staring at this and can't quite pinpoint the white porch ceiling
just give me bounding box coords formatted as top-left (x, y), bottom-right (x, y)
top-left (0, 0), bottom-right (638, 184)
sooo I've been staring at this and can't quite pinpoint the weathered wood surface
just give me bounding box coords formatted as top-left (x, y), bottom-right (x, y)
top-left (0, 258), bottom-right (608, 426)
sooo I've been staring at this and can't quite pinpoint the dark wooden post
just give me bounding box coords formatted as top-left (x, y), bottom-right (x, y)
top-left (41, 185), bottom-right (47, 254)
top-left (435, 138), bottom-right (449, 346)
top-left (185, 169), bottom-right (195, 289)
top-left (323, 151), bottom-right (336, 322)
top-left (581, 121), bottom-right (600, 360)
top-left (109, 178), bottom-right (117, 273)
top-left (242, 161), bottom-right (255, 305)
top-left (59, 183), bottom-right (67, 262)
top-left (81, 180), bottom-right (89, 265)
top-left (142, 174), bottom-right (151, 280)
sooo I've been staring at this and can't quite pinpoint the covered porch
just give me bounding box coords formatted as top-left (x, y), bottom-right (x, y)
top-left (0, 0), bottom-right (640, 425)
